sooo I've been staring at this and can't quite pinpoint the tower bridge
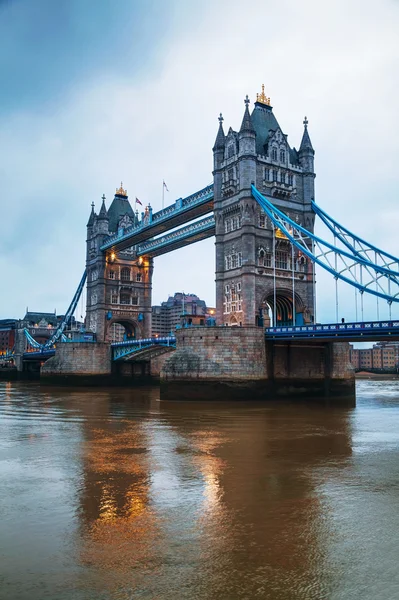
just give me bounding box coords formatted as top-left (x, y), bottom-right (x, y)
top-left (7, 85), bottom-right (399, 402)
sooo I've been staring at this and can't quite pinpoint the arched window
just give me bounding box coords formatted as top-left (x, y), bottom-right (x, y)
top-left (121, 267), bottom-right (130, 281)
top-left (264, 168), bottom-right (270, 181)
top-left (288, 173), bottom-right (294, 186)
top-left (120, 293), bottom-right (130, 305)
top-left (272, 147), bottom-right (277, 161)
top-left (136, 273), bottom-right (142, 282)
top-left (280, 150), bottom-right (285, 163)
top-left (109, 270), bottom-right (115, 280)
top-left (227, 144), bottom-right (235, 158)
top-left (280, 171), bottom-right (285, 184)
top-left (111, 293), bottom-right (118, 304)
top-left (258, 249), bottom-right (265, 266)
top-left (272, 169), bottom-right (278, 181)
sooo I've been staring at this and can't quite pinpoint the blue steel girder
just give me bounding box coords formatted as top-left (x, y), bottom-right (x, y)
top-left (100, 185), bottom-right (214, 253)
top-left (312, 200), bottom-right (399, 273)
top-left (112, 337), bottom-right (176, 361)
top-left (252, 185), bottom-right (399, 304)
top-left (137, 216), bottom-right (215, 257)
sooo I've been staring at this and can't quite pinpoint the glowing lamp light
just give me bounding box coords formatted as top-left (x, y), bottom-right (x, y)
top-left (138, 256), bottom-right (143, 266)
top-left (110, 252), bottom-right (116, 262)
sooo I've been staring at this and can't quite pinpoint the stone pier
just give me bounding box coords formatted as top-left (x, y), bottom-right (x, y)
top-left (160, 327), bottom-right (355, 404)
top-left (41, 342), bottom-right (111, 385)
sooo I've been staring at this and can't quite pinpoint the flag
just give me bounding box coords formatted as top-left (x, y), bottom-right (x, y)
top-left (163, 180), bottom-right (169, 192)
top-left (135, 197), bottom-right (142, 206)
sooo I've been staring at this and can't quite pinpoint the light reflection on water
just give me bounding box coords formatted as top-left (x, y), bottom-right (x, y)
top-left (1, 380), bottom-right (399, 599)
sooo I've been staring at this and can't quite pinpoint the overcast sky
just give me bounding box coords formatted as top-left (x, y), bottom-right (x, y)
top-left (1, 0), bottom-right (398, 324)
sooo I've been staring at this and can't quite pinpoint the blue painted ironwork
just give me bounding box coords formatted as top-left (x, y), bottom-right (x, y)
top-left (101, 185), bottom-right (214, 252)
top-left (312, 200), bottom-right (399, 273)
top-left (252, 185), bottom-right (399, 303)
top-left (112, 336), bottom-right (176, 360)
top-left (137, 216), bottom-right (215, 256)
top-left (266, 319), bottom-right (399, 339)
top-left (23, 328), bottom-right (42, 349)
top-left (23, 349), bottom-right (56, 360)
top-left (43, 270), bottom-right (87, 349)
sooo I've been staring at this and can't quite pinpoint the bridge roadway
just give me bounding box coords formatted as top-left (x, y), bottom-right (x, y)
top-left (100, 185), bottom-right (214, 253)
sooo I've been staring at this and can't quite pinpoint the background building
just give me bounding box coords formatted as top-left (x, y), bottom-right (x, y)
top-left (350, 343), bottom-right (399, 372)
top-left (152, 293), bottom-right (215, 337)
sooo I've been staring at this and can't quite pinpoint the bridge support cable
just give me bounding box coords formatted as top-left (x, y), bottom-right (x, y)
top-left (23, 329), bottom-right (42, 350)
top-left (251, 185), bottom-right (399, 305)
top-left (312, 200), bottom-right (399, 275)
top-left (43, 270), bottom-right (87, 349)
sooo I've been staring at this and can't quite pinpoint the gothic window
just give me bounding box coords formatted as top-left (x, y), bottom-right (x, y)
top-left (237, 282), bottom-right (241, 292)
top-left (228, 168), bottom-right (234, 181)
top-left (280, 150), bottom-right (285, 163)
top-left (225, 219), bottom-right (231, 233)
top-left (227, 144), bottom-right (235, 158)
top-left (91, 269), bottom-right (98, 282)
top-left (120, 293), bottom-right (130, 305)
top-left (238, 294), bottom-right (242, 311)
top-left (121, 267), bottom-right (130, 281)
top-left (280, 171), bottom-right (285, 184)
top-left (136, 273), bottom-right (142, 282)
top-left (276, 251), bottom-right (288, 270)
top-left (111, 294), bottom-right (118, 304)
top-left (131, 296), bottom-right (138, 305)
top-left (288, 173), bottom-right (294, 186)
top-left (272, 147), bottom-right (277, 161)
top-left (109, 270), bottom-right (115, 280)
top-left (259, 213), bottom-right (266, 228)
top-left (258, 249), bottom-right (265, 266)
top-left (225, 285), bottom-right (229, 294)
top-left (231, 286), bottom-right (237, 302)
top-left (238, 252), bottom-right (242, 267)
top-left (232, 254), bottom-right (237, 269)
top-left (272, 169), bottom-right (277, 181)
top-left (264, 168), bottom-right (270, 181)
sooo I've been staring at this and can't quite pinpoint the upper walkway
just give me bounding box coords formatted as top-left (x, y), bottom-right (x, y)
top-left (100, 185), bottom-right (214, 253)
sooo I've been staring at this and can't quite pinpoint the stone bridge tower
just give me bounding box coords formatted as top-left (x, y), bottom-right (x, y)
top-left (85, 184), bottom-right (153, 342)
top-left (213, 86), bottom-right (316, 327)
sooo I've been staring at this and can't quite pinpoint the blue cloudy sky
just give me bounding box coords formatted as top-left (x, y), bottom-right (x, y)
top-left (1, 0), bottom-right (398, 323)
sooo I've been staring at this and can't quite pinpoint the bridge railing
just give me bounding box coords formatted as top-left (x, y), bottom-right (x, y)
top-left (112, 336), bottom-right (176, 360)
top-left (266, 320), bottom-right (399, 337)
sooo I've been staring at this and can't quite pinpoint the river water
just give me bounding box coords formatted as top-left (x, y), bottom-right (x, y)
top-left (1, 381), bottom-right (399, 600)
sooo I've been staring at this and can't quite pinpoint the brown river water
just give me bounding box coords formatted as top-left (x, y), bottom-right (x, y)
top-left (1, 380), bottom-right (399, 600)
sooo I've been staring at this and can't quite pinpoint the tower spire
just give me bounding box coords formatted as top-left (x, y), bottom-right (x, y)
top-left (239, 95), bottom-right (255, 134)
top-left (213, 113), bottom-right (226, 151)
top-left (98, 194), bottom-right (108, 219)
top-left (299, 116), bottom-right (314, 154)
top-left (87, 201), bottom-right (95, 227)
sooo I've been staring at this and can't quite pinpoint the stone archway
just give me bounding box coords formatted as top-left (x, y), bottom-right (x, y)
top-left (106, 318), bottom-right (140, 343)
top-left (260, 289), bottom-right (305, 327)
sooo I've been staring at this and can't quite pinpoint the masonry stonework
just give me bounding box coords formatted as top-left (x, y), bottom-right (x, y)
top-left (161, 328), bottom-right (355, 403)
top-left (41, 342), bottom-right (111, 384)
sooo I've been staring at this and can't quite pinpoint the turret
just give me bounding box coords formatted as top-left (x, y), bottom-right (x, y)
top-left (238, 96), bottom-right (256, 191)
top-left (298, 116), bottom-right (315, 172)
top-left (97, 193), bottom-right (109, 234)
top-left (298, 117), bottom-right (315, 203)
top-left (212, 113), bottom-right (225, 170)
top-left (87, 202), bottom-right (95, 229)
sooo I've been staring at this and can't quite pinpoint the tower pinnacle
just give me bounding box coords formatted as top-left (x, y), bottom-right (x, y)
top-left (239, 96), bottom-right (255, 134)
top-left (213, 112), bottom-right (226, 151)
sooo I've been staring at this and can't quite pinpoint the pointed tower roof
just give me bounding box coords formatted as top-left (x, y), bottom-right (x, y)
top-left (107, 182), bottom-right (135, 233)
top-left (299, 116), bottom-right (314, 154)
top-left (98, 194), bottom-right (108, 219)
top-left (240, 95), bottom-right (255, 134)
top-left (87, 202), bottom-right (95, 227)
top-left (213, 113), bottom-right (226, 151)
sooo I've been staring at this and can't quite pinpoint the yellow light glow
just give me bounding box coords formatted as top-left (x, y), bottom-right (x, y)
top-left (110, 252), bottom-right (116, 262)
top-left (138, 256), bottom-right (143, 265)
